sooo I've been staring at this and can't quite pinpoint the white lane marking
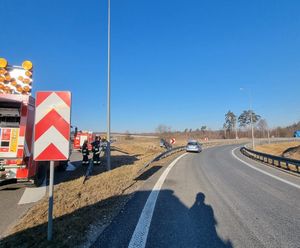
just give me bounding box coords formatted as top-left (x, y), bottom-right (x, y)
top-left (18, 179), bottom-right (47, 205)
top-left (232, 147), bottom-right (300, 189)
top-left (128, 153), bottom-right (188, 248)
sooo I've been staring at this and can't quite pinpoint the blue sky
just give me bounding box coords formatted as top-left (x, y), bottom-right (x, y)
top-left (1, 0), bottom-right (300, 132)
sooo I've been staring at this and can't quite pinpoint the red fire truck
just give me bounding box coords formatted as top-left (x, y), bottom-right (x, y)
top-left (0, 58), bottom-right (65, 187)
top-left (73, 131), bottom-right (93, 151)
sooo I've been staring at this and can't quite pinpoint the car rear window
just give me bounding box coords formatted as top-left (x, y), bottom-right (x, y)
top-left (188, 142), bottom-right (198, 146)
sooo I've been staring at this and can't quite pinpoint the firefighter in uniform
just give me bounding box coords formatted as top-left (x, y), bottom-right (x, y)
top-left (81, 140), bottom-right (90, 165)
top-left (92, 136), bottom-right (101, 165)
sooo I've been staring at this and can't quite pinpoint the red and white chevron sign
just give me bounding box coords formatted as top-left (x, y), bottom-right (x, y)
top-left (34, 91), bottom-right (71, 161)
top-left (170, 138), bottom-right (176, 145)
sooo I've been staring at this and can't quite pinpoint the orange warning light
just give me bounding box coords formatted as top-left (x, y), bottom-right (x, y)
top-left (23, 86), bottom-right (30, 92)
top-left (5, 74), bottom-right (11, 81)
top-left (22, 60), bottom-right (33, 70)
top-left (23, 78), bottom-right (30, 84)
top-left (25, 71), bottom-right (32, 77)
top-left (0, 58), bottom-right (8, 68)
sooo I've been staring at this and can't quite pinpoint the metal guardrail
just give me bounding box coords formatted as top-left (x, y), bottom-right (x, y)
top-left (240, 146), bottom-right (300, 174)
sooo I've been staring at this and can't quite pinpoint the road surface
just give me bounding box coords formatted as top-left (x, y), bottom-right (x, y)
top-left (93, 144), bottom-right (300, 248)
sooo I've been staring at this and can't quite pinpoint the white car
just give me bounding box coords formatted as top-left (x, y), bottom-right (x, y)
top-left (186, 140), bottom-right (202, 153)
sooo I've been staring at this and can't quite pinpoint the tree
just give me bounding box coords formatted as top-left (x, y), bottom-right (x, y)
top-left (223, 111), bottom-right (237, 138)
top-left (223, 123), bottom-right (227, 139)
top-left (200, 126), bottom-right (207, 137)
top-left (125, 130), bottom-right (133, 140)
top-left (257, 119), bottom-right (268, 138)
top-left (238, 110), bottom-right (261, 127)
top-left (224, 111), bottom-right (236, 131)
top-left (201, 126), bottom-right (207, 132)
top-left (155, 124), bottom-right (168, 134)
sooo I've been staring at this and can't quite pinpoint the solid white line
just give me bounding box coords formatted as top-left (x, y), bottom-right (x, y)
top-left (232, 147), bottom-right (300, 189)
top-left (128, 153), bottom-right (188, 248)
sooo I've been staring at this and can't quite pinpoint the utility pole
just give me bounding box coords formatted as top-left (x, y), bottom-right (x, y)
top-left (106, 0), bottom-right (111, 171)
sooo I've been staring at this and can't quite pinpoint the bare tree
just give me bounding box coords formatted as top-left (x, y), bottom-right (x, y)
top-left (223, 123), bottom-right (227, 139)
top-left (125, 130), bottom-right (134, 140)
top-left (155, 124), bottom-right (168, 134)
top-left (257, 119), bottom-right (268, 138)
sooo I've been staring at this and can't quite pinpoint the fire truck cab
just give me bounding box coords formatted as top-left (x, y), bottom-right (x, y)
top-left (0, 58), bottom-right (66, 187)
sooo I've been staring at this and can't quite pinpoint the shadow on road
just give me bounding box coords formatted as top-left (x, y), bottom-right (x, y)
top-left (1, 189), bottom-right (232, 248)
top-left (149, 190), bottom-right (232, 248)
top-left (190, 193), bottom-right (232, 247)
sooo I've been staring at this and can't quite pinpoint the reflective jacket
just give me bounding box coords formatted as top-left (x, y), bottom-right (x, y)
top-left (92, 141), bottom-right (101, 155)
top-left (81, 144), bottom-right (89, 156)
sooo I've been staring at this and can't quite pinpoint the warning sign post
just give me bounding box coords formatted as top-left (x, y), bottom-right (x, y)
top-left (33, 91), bottom-right (71, 241)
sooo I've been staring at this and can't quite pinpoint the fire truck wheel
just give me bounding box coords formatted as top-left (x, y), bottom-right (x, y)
top-left (34, 162), bottom-right (48, 187)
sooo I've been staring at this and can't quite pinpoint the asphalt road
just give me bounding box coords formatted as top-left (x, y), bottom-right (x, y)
top-left (93, 144), bottom-right (300, 248)
top-left (0, 186), bottom-right (30, 238)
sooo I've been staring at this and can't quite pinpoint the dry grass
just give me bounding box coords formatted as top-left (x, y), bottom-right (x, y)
top-left (282, 146), bottom-right (300, 160)
top-left (1, 137), bottom-right (181, 248)
top-left (255, 142), bottom-right (300, 158)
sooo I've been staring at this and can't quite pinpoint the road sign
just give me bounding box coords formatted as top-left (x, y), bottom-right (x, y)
top-left (170, 138), bottom-right (176, 145)
top-left (33, 91), bottom-right (71, 241)
top-left (34, 91), bottom-right (71, 161)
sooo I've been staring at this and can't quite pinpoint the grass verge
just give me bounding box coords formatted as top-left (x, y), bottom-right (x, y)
top-left (255, 141), bottom-right (300, 159)
top-left (0, 138), bottom-right (181, 248)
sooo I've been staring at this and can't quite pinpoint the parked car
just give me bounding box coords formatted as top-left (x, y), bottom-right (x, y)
top-left (186, 140), bottom-right (202, 153)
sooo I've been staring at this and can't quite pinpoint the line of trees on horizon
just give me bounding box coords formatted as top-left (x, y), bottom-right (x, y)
top-left (155, 113), bottom-right (300, 140)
